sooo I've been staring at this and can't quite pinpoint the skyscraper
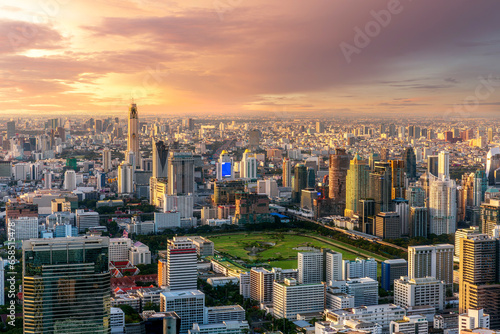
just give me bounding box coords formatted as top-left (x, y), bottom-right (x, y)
top-left (102, 148), bottom-right (111, 173)
top-left (480, 199), bottom-right (500, 237)
top-left (240, 149), bottom-right (257, 179)
top-left (473, 170), bottom-right (487, 207)
top-left (160, 237), bottom-right (197, 291)
top-left (459, 234), bottom-right (500, 329)
top-left (23, 237), bottom-right (110, 334)
top-left (282, 157), bottom-right (292, 188)
top-left (329, 148), bottom-right (350, 215)
top-left (117, 161), bottom-right (133, 194)
top-left (345, 154), bottom-right (370, 217)
top-left (167, 152), bottom-right (195, 195)
top-left (438, 151), bottom-right (450, 179)
top-left (127, 103), bottom-right (141, 168)
top-left (292, 164), bottom-right (307, 203)
top-left (216, 150), bottom-right (234, 180)
top-left (152, 140), bottom-right (169, 179)
top-left (6, 120), bottom-right (15, 139)
top-left (403, 147), bottom-right (417, 179)
top-left (298, 251), bottom-right (323, 284)
top-left (390, 160), bottom-right (405, 199)
top-left (406, 186), bottom-right (425, 207)
top-left (370, 162), bottom-right (393, 214)
top-left (486, 147), bottom-right (500, 186)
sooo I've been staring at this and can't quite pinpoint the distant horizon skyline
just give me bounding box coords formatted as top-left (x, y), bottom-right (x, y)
top-left (2, 1), bottom-right (500, 117)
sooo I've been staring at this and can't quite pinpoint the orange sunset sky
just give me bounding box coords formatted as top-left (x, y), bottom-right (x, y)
top-left (1, 0), bottom-right (500, 117)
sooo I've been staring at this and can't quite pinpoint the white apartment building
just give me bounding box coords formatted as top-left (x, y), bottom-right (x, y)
top-left (110, 307), bottom-right (125, 334)
top-left (129, 241), bottom-right (152, 265)
top-left (189, 320), bottom-right (250, 334)
top-left (204, 305), bottom-right (245, 324)
top-left (164, 194), bottom-right (194, 218)
top-left (390, 315), bottom-right (428, 334)
top-left (394, 276), bottom-right (445, 311)
top-left (331, 277), bottom-right (379, 307)
top-left (325, 291), bottom-right (355, 310)
top-left (325, 250), bottom-right (343, 283)
top-left (342, 258), bottom-right (377, 281)
top-left (239, 272), bottom-right (250, 299)
top-left (408, 244), bottom-right (454, 284)
top-left (7, 217), bottom-right (39, 241)
top-left (160, 290), bottom-right (205, 334)
top-left (298, 251), bottom-right (323, 284)
top-left (325, 304), bottom-right (406, 333)
top-left (109, 238), bottom-right (132, 262)
top-left (272, 278), bottom-right (325, 320)
top-left (459, 309), bottom-right (490, 333)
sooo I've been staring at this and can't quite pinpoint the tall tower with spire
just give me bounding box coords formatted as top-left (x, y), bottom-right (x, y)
top-left (127, 103), bottom-right (141, 168)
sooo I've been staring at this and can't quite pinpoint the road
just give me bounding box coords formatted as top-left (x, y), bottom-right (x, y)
top-left (290, 214), bottom-right (408, 253)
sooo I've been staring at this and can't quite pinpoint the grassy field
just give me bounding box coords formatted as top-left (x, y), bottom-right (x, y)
top-left (209, 232), bottom-right (387, 276)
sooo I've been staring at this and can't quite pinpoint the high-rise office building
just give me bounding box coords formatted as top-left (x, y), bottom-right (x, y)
top-left (381, 259), bottom-right (408, 291)
top-left (127, 103), bottom-right (141, 168)
top-left (390, 160), bottom-right (405, 200)
top-left (394, 198), bottom-right (409, 236)
top-left (282, 157), bottom-right (292, 188)
top-left (63, 169), bottom-right (77, 191)
top-left (329, 148), bottom-right (350, 215)
top-left (117, 161), bottom-right (133, 194)
top-left (250, 267), bottom-right (274, 304)
top-left (167, 152), bottom-right (195, 195)
top-left (102, 148), bottom-right (111, 173)
top-left (480, 199), bottom-right (500, 236)
top-left (394, 276), bottom-right (445, 311)
top-left (473, 170), bottom-right (487, 207)
top-left (342, 258), bottom-right (377, 281)
top-left (273, 279), bottom-right (325, 320)
top-left (292, 164), bottom-right (308, 203)
top-left (152, 140), bottom-right (169, 179)
top-left (429, 177), bottom-right (457, 235)
top-left (345, 154), bottom-right (370, 217)
top-left (23, 237), bottom-right (111, 334)
top-left (409, 207), bottom-right (428, 238)
top-left (428, 155), bottom-right (439, 178)
top-left (240, 149), bottom-right (257, 179)
top-left (403, 147), bottom-right (417, 180)
top-left (370, 162), bottom-right (393, 214)
top-left (486, 147), bottom-right (500, 186)
top-left (160, 290), bottom-right (205, 334)
top-left (459, 234), bottom-right (500, 329)
top-left (161, 237), bottom-right (197, 291)
top-left (7, 217), bottom-right (38, 241)
top-left (406, 186), bottom-right (425, 208)
top-left (316, 121), bottom-right (324, 134)
top-left (375, 212), bottom-right (401, 239)
top-left (216, 150), bottom-right (234, 180)
top-left (454, 227), bottom-right (481, 257)
top-left (324, 249), bottom-right (343, 283)
top-left (408, 244), bottom-right (454, 285)
top-left (6, 120), bottom-right (15, 139)
top-left (298, 251), bottom-right (323, 284)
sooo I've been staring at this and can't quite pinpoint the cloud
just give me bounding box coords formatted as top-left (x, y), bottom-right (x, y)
top-left (0, 20), bottom-right (65, 55)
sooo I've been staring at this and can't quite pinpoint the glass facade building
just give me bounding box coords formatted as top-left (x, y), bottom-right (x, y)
top-left (23, 237), bottom-right (111, 334)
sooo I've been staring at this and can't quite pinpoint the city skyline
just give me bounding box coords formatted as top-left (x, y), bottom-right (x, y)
top-left (1, 1), bottom-right (500, 116)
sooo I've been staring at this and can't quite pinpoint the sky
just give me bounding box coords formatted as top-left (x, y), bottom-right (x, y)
top-left (1, 0), bottom-right (500, 117)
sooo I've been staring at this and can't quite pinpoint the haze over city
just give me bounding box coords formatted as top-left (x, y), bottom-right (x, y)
top-left (2, 0), bottom-right (500, 116)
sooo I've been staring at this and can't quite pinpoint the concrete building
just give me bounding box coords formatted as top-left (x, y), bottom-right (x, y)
top-left (188, 236), bottom-right (215, 258)
top-left (325, 290), bottom-right (355, 310)
top-left (375, 212), bottom-right (401, 239)
top-left (459, 309), bottom-right (490, 332)
top-left (204, 305), bottom-right (245, 324)
top-left (127, 103), bottom-right (141, 168)
top-left (75, 210), bottom-right (100, 232)
top-left (160, 290), bottom-right (205, 334)
top-left (381, 259), bottom-right (408, 291)
top-left (110, 307), bottom-right (125, 334)
top-left (408, 244), bottom-right (454, 285)
top-left (250, 267), bottom-right (274, 304)
top-left (459, 234), bottom-right (500, 329)
top-left (298, 251), bottom-right (323, 284)
top-left (129, 241), bottom-right (152, 265)
top-left (109, 238), bottom-right (133, 262)
top-left (410, 207), bottom-right (428, 238)
top-left (325, 304), bottom-right (406, 333)
top-left (160, 237), bottom-right (198, 291)
top-left (455, 227), bottom-right (481, 257)
top-left (331, 277), bottom-right (379, 307)
top-left (342, 258), bottom-right (377, 281)
top-left (117, 162), bottom-right (133, 195)
top-left (63, 170), bottom-right (77, 191)
top-left (273, 278), bottom-right (325, 319)
top-left (394, 276), bottom-right (445, 311)
top-left (390, 315), bottom-right (428, 334)
top-left (7, 216), bottom-right (39, 241)
top-left (324, 249), bottom-right (343, 283)
top-left (189, 321), bottom-right (249, 334)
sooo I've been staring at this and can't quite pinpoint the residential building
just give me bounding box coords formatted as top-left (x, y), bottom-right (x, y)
top-left (459, 309), bottom-right (490, 332)
top-left (160, 290), bottom-right (205, 334)
top-left (394, 276), bottom-right (445, 311)
top-left (250, 267), bottom-right (274, 304)
top-left (7, 216), bottom-right (38, 241)
top-left (408, 244), bottom-right (454, 284)
top-left (342, 258), bottom-right (377, 281)
top-left (298, 251), bottom-right (323, 284)
top-left (273, 278), bottom-right (325, 319)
